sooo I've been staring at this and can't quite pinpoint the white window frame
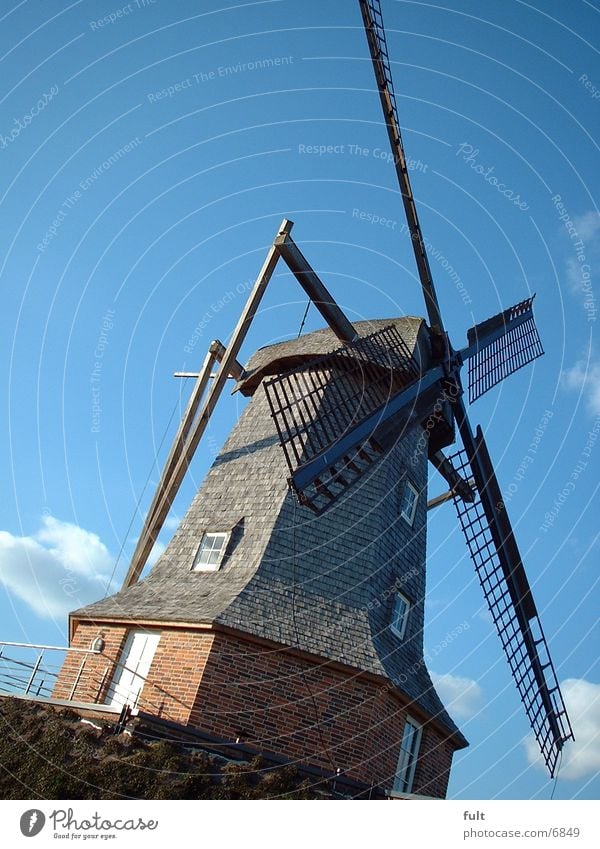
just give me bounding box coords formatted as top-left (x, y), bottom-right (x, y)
top-left (393, 717), bottom-right (422, 794)
top-left (400, 479), bottom-right (419, 526)
top-left (390, 591), bottom-right (411, 639)
top-left (192, 531), bottom-right (229, 572)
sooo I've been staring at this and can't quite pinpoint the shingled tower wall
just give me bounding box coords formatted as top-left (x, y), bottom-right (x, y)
top-left (54, 317), bottom-right (467, 797)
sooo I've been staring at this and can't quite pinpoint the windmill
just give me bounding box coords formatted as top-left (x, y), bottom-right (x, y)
top-left (260, 0), bottom-right (573, 776)
top-left (54, 0), bottom-right (572, 794)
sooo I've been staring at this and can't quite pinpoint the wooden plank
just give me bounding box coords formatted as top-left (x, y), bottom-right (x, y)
top-left (275, 233), bottom-right (357, 343)
top-left (122, 343), bottom-right (221, 588)
top-left (122, 219), bottom-right (292, 588)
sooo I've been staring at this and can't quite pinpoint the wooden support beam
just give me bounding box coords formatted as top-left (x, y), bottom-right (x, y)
top-left (121, 218), bottom-right (292, 588)
top-left (427, 481), bottom-right (475, 511)
top-left (429, 449), bottom-right (475, 503)
top-left (174, 353), bottom-right (245, 382)
top-left (122, 342), bottom-right (221, 589)
top-left (274, 232), bottom-right (358, 343)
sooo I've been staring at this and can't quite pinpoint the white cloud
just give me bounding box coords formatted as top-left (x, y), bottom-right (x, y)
top-left (163, 514), bottom-right (181, 532)
top-left (573, 211), bottom-right (600, 244)
top-left (146, 540), bottom-right (166, 568)
top-left (561, 356), bottom-right (600, 416)
top-left (562, 211), bottom-right (599, 296)
top-left (476, 604), bottom-right (493, 626)
top-left (524, 678), bottom-right (600, 780)
top-left (565, 256), bottom-right (582, 291)
top-left (425, 597), bottom-right (449, 612)
top-left (431, 671), bottom-right (483, 719)
top-left (0, 515), bottom-right (114, 619)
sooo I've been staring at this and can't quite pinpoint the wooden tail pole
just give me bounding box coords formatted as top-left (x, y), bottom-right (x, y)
top-left (121, 219), bottom-right (293, 589)
top-left (122, 342), bottom-right (223, 589)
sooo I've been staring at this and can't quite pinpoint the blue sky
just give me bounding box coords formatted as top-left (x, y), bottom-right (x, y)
top-left (0, 0), bottom-right (598, 800)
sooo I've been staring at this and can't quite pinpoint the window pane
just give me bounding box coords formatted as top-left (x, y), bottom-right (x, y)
top-left (194, 532), bottom-right (227, 569)
top-left (396, 753), bottom-right (410, 790)
top-left (401, 482), bottom-right (418, 524)
top-left (197, 547), bottom-right (210, 564)
top-left (402, 723), bottom-right (417, 753)
top-left (394, 720), bottom-right (421, 794)
top-left (395, 596), bottom-right (408, 620)
top-left (392, 593), bottom-right (410, 637)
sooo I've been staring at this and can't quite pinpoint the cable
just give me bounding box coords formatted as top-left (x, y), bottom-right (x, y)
top-left (297, 300), bottom-right (310, 338)
top-left (549, 748), bottom-right (563, 800)
top-left (103, 381), bottom-right (189, 596)
top-left (289, 293), bottom-right (341, 778)
top-left (290, 497), bottom-right (340, 777)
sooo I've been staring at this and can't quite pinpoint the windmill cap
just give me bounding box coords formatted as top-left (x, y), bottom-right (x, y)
top-left (238, 316), bottom-right (429, 396)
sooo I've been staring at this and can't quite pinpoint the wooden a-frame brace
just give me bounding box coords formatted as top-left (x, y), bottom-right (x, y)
top-left (122, 218), bottom-right (357, 589)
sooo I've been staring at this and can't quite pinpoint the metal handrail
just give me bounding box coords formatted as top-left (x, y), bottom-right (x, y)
top-left (0, 640), bottom-right (101, 700)
top-left (0, 639), bottom-right (193, 723)
top-left (0, 640), bottom-right (100, 654)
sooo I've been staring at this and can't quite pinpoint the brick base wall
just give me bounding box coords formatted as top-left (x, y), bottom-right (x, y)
top-left (56, 620), bottom-right (457, 797)
top-left (53, 623), bottom-right (213, 725)
top-left (53, 624), bottom-right (128, 704)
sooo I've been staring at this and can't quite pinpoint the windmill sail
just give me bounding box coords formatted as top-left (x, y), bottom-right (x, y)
top-left (357, 0), bottom-right (572, 778)
top-left (465, 296), bottom-right (544, 403)
top-left (359, 0), bottom-right (445, 332)
top-left (450, 431), bottom-right (573, 776)
top-left (264, 325), bottom-right (422, 512)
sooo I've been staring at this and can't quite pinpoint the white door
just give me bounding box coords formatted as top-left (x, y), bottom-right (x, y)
top-left (105, 630), bottom-right (160, 710)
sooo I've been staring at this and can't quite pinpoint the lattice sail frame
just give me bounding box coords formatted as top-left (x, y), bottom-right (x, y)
top-left (362, 0), bottom-right (402, 134)
top-left (264, 325), bottom-right (420, 513)
top-left (450, 441), bottom-right (573, 776)
top-left (467, 296), bottom-right (544, 403)
top-left (360, 0), bottom-right (571, 778)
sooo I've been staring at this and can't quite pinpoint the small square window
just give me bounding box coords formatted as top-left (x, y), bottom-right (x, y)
top-left (400, 480), bottom-right (419, 526)
top-left (393, 717), bottom-right (422, 794)
top-left (391, 592), bottom-right (410, 639)
top-left (192, 532), bottom-right (228, 572)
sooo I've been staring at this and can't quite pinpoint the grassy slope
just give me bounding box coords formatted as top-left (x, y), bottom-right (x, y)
top-left (0, 698), bottom-right (322, 800)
